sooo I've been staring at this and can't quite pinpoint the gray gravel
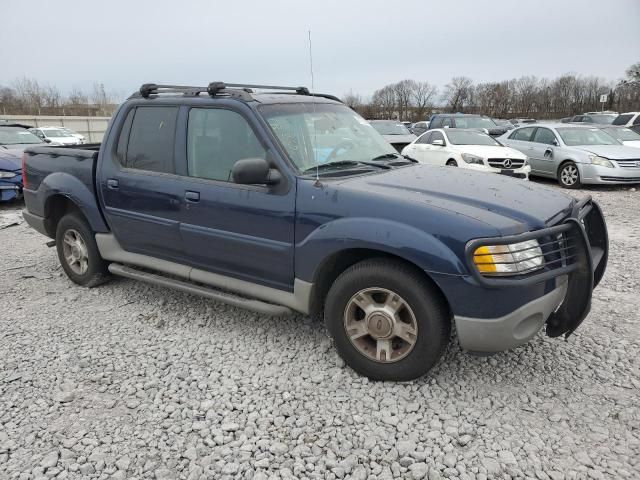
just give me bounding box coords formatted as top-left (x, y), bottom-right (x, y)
top-left (1, 182), bottom-right (639, 480)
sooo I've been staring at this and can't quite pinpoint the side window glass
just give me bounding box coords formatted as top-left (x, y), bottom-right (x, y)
top-left (441, 118), bottom-right (453, 128)
top-left (533, 128), bottom-right (557, 145)
top-left (633, 115), bottom-right (640, 126)
top-left (431, 131), bottom-right (445, 144)
top-left (513, 127), bottom-right (535, 141)
top-left (126, 106), bottom-right (178, 173)
top-left (187, 108), bottom-right (266, 182)
top-left (116, 109), bottom-right (135, 165)
top-left (416, 132), bottom-right (432, 144)
top-left (431, 117), bottom-right (443, 129)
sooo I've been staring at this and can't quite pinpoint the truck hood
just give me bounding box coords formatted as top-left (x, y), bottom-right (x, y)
top-left (576, 145), bottom-right (640, 159)
top-left (0, 148), bottom-right (23, 171)
top-left (341, 165), bottom-right (574, 235)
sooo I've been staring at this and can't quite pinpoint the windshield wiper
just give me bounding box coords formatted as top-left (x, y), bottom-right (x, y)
top-left (301, 160), bottom-right (389, 175)
top-left (370, 153), bottom-right (418, 163)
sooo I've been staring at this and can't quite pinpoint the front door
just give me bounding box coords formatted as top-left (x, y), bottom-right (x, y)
top-left (177, 105), bottom-right (296, 291)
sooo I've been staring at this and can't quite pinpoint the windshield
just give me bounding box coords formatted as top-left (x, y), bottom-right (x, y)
top-left (556, 128), bottom-right (620, 146)
top-left (453, 117), bottom-right (497, 129)
top-left (604, 127), bottom-right (640, 141)
top-left (446, 130), bottom-right (501, 146)
top-left (588, 115), bottom-right (616, 124)
top-left (0, 127), bottom-right (43, 145)
top-left (369, 121), bottom-right (411, 135)
top-left (612, 114), bottom-right (633, 125)
top-left (260, 103), bottom-right (397, 173)
top-left (42, 129), bottom-right (69, 138)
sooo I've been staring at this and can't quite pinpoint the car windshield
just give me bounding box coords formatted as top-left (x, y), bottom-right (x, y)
top-left (603, 127), bottom-right (640, 142)
top-left (42, 129), bottom-right (69, 138)
top-left (556, 128), bottom-right (619, 146)
top-left (260, 103), bottom-right (398, 173)
top-left (588, 115), bottom-right (616, 124)
top-left (612, 114), bottom-right (634, 125)
top-left (453, 117), bottom-right (497, 129)
top-left (446, 130), bottom-right (501, 146)
top-left (369, 121), bottom-right (411, 135)
top-left (0, 127), bottom-right (43, 145)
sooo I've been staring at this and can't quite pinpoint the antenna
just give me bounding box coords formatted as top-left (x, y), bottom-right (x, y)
top-left (308, 29), bottom-right (320, 186)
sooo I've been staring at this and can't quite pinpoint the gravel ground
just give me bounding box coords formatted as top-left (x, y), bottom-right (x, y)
top-left (0, 181), bottom-right (638, 480)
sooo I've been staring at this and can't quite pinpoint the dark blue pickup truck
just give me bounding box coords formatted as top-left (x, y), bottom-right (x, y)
top-left (21, 82), bottom-right (608, 380)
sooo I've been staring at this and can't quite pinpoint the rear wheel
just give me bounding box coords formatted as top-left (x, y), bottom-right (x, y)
top-left (324, 259), bottom-right (450, 381)
top-left (56, 213), bottom-right (109, 287)
top-left (558, 161), bottom-right (581, 188)
top-left (446, 159), bottom-right (458, 167)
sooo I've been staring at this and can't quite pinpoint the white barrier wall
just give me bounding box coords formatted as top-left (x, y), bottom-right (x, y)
top-left (0, 115), bottom-right (111, 143)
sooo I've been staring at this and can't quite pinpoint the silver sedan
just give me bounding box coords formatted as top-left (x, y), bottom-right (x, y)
top-left (499, 123), bottom-right (640, 188)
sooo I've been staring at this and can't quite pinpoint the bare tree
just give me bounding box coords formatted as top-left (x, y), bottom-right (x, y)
top-left (342, 89), bottom-right (363, 110)
top-left (67, 87), bottom-right (88, 105)
top-left (442, 76), bottom-right (473, 112)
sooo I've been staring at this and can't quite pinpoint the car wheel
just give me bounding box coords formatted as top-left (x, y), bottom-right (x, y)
top-left (446, 159), bottom-right (458, 167)
top-left (324, 258), bottom-right (450, 381)
top-left (56, 212), bottom-right (110, 287)
top-left (558, 161), bottom-right (582, 189)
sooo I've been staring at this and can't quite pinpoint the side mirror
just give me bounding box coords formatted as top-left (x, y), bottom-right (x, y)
top-left (232, 158), bottom-right (281, 185)
top-left (43, 138), bottom-right (52, 143)
top-left (432, 139), bottom-right (445, 146)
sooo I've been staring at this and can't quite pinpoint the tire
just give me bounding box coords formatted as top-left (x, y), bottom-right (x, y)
top-left (55, 212), bottom-right (109, 287)
top-left (324, 258), bottom-right (450, 381)
top-left (446, 159), bottom-right (458, 167)
top-left (558, 161), bottom-right (582, 189)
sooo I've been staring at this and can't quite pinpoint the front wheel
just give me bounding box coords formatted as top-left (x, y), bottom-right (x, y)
top-left (56, 212), bottom-right (110, 287)
top-left (446, 159), bottom-right (458, 167)
top-left (324, 259), bottom-right (450, 381)
top-left (558, 161), bottom-right (582, 188)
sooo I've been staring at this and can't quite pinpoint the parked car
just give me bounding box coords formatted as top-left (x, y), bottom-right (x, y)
top-left (428, 114), bottom-right (510, 137)
top-left (0, 124), bottom-right (45, 201)
top-left (493, 118), bottom-right (515, 130)
top-left (59, 127), bottom-right (86, 144)
top-left (402, 129), bottom-right (530, 179)
top-left (612, 112), bottom-right (640, 133)
top-left (560, 117), bottom-right (573, 123)
top-left (30, 126), bottom-right (83, 145)
top-left (568, 113), bottom-right (617, 125)
top-left (22, 81), bottom-right (608, 381)
top-left (500, 124), bottom-right (640, 188)
top-left (600, 126), bottom-right (640, 148)
top-left (508, 118), bottom-right (537, 127)
top-left (368, 120), bottom-right (417, 152)
top-left (410, 121), bottom-right (430, 136)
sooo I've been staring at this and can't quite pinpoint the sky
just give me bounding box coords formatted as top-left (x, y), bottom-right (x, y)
top-left (1, 0), bottom-right (639, 101)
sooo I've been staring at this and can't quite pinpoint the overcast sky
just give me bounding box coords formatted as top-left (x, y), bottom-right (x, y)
top-left (1, 0), bottom-right (639, 100)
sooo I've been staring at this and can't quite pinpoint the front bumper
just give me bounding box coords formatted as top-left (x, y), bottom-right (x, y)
top-left (463, 163), bottom-right (530, 180)
top-left (456, 196), bottom-right (608, 352)
top-left (0, 179), bottom-right (22, 202)
top-left (579, 163), bottom-right (640, 184)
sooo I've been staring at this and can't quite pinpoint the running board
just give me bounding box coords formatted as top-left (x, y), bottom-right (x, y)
top-left (108, 263), bottom-right (292, 317)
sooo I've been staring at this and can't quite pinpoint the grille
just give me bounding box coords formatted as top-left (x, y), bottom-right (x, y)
top-left (488, 158), bottom-right (525, 169)
top-left (600, 176), bottom-right (640, 182)
top-left (613, 159), bottom-right (640, 168)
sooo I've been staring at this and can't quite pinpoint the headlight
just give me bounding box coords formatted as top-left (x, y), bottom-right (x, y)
top-left (589, 155), bottom-right (613, 168)
top-left (0, 171), bottom-right (17, 179)
top-left (461, 153), bottom-right (485, 165)
top-left (472, 239), bottom-right (544, 276)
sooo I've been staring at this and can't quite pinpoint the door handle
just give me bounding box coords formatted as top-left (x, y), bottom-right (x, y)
top-left (106, 179), bottom-right (119, 190)
top-left (185, 191), bottom-right (200, 203)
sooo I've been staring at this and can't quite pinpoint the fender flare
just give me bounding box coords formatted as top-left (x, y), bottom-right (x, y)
top-left (39, 172), bottom-right (109, 233)
top-left (295, 217), bottom-right (468, 282)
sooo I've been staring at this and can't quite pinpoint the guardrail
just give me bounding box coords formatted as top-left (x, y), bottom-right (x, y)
top-left (0, 115), bottom-right (111, 143)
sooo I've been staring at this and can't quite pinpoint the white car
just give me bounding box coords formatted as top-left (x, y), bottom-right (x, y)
top-left (30, 127), bottom-right (82, 146)
top-left (601, 126), bottom-right (640, 148)
top-left (59, 127), bottom-right (86, 144)
top-left (402, 129), bottom-right (531, 179)
top-left (612, 112), bottom-right (640, 130)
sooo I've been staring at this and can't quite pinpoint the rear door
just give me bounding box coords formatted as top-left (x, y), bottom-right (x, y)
top-left (503, 126), bottom-right (537, 169)
top-left (176, 104), bottom-right (296, 291)
top-left (529, 127), bottom-right (560, 176)
top-left (99, 105), bottom-right (185, 261)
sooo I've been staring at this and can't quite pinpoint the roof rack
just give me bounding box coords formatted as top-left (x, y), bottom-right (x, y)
top-left (133, 82), bottom-right (342, 103)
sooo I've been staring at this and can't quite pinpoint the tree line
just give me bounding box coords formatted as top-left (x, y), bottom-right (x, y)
top-left (345, 62), bottom-right (640, 122)
top-left (0, 78), bottom-right (120, 116)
